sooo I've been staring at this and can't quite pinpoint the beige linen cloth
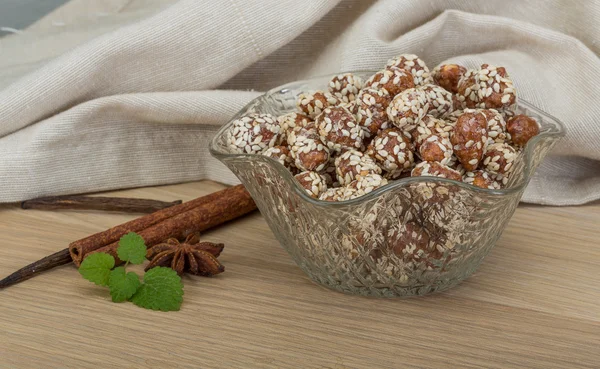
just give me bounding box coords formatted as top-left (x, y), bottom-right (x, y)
top-left (0, 0), bottom-right (599, 205)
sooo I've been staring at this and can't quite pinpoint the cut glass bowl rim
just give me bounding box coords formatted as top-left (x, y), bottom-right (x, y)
top-left (210, 71), bottom-right (566, 207)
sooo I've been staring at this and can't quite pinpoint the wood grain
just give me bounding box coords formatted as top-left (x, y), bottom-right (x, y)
top-left (0, 181), bottom-right (599, 369)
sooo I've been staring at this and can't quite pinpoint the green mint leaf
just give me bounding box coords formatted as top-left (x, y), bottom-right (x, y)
top-left (131, 267), bottom-right (184, 312)
top-left (108, 267), bottom-right (141, 302)
top-left (117, 232), bottom-right (147, 264)
top-left (78, 253), bottom-right (115, 286)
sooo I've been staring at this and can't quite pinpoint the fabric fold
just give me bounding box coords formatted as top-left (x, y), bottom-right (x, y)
top-left (0, 0), bottom-right (599, 205)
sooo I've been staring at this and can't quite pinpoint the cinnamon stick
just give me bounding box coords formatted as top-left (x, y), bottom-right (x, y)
top-left (2, 185), bottom-right (257, 289)
top-left (21, 195), bottom-right (182, 213)
top-left (87, 185), bottom-right (257, 263)
top-left (0, 249), bottom-right (72, 289)
top-left (70, 184), bottom-right (255, 266)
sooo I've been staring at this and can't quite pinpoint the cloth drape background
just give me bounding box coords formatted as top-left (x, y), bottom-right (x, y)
top-left (1, 0), bottom-right (599, 205)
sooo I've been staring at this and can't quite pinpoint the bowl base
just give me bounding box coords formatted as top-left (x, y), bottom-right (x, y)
top-left (307, 275), bottom-right (466, 298)
top-left (304, 262), bottom-right (482, 298)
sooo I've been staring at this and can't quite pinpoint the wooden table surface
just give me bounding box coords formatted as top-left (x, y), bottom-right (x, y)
top-left (1, 181), bottom-right (599, 369)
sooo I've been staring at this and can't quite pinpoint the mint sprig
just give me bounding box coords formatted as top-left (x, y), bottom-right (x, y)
top-left (78, 232), bottom-right (183, 311)
top-left (131, 267), bottom-right (184, 311)
top-left (79, 253), bottom-right (115, 286)
top-left (108, 266), bottom-right (141, 302)
top-left (117, 232), bottom-right (147, 265)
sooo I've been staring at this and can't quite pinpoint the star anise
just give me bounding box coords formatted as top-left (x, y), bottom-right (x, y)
top-left (145, 233), bottom-right (225, 276)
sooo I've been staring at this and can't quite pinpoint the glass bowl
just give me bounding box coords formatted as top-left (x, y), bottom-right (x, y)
top-left (209, 72), bottom-right (565, 297)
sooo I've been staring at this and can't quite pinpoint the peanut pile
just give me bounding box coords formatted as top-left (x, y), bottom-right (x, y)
top-left (226, 55), bottom-right (540, 201)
